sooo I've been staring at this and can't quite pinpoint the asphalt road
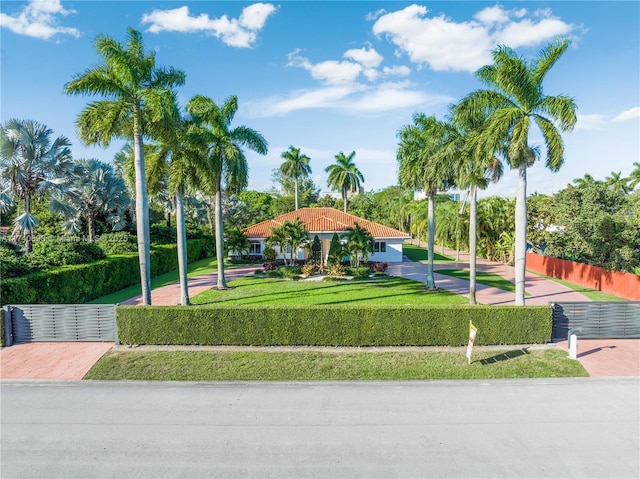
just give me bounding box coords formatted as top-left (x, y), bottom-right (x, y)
top-left (1, 378), bottom-right (638, 478)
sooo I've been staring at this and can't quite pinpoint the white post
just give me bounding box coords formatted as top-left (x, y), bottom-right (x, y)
top-left (568, 333), bottom-right (578, 360)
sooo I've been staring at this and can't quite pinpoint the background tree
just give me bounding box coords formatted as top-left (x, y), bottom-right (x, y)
top-left (309, 234), bottom-right (322, 265)
top-left (344, 222), bottom-right (374, 267)
top-left (266, 224), bottom-right (288, 264)
top-left (65, 28), bottom-right (186, 305)
top-left (327, 232), bottom-right (344, 266)
top-left (279, 146), bottom-right (311, 211)
top-left (284, 218), bottom-right (308, 265)
top-left (454, 38), bottom-right (577, 305)
top-left (187, 94), bottom-right (268, 289)
top-left (325, 151), bottom-right (364, 212)
top-left (51, 159), bottom-right (130, 242)
top-left (397, 114), bottom-right (455, 290)
top-left (0, 119), bottom-right (75, 252)
top-left (226, 226), bottom-right (251, 258)
top-left (269, 171), bottom-right (320, 215)
top-left (627, 162), bottom-right (640, 190)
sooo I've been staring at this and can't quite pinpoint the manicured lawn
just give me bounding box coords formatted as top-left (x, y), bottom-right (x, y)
top-left (89, 257), bottom-right (248, 304)
top-left (403, 243), bottom-right (453, 262)
top-left (436, 268), bottom-right (530, 296)
top-left (85, 348), bottom-right (588, 381)
top-left (191, 276), bottom-right (468, 305)
top-left (527, 272), bottom-right (627, 301)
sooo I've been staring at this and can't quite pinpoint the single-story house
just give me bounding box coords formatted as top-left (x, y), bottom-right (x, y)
top-left (242, 207), bottom-right (410, 263)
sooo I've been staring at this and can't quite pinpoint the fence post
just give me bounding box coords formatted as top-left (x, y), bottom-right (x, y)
top-left (568, 327), bottom-right (582, 360)
top-left (113, 304), bottom-right (120, 346)
top-left (3, 305), bottom-right (13, 347)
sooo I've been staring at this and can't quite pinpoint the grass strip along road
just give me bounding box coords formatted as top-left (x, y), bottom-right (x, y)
top-left (85, 348), bottom-right (587, 381)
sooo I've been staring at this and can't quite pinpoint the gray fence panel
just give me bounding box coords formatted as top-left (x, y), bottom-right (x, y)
top-left (9, 304), bottom-right (117, 344)
top-left (551, 302), bottom-right (640, 340)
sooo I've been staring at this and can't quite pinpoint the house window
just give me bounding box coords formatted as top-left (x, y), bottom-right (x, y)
top-left (250, 241), bottom-right (261, 255)
top-left (374, 241), bottom-right (386, 253)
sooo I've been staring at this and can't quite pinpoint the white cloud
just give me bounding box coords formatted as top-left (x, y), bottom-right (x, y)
top-left (287, 50), bottom-right (362, 85)
top-left (612, 107), bottom-right (640, 122)
top-left (382, 65), bottom-right (411, 76)
top-left (373, 4), bottom-right (576, 72)
top-left (474, 5), bottom-right (509, 25)
top-left (372, 4), bottom-right (493, 72)
top-left (365, 9), bottom-right (387, 22)
top-left (0, 0), bottom-right (80, 40)
top-left (141, 3), bottom-right (276, 48)
top-left (253, 85), bottom-right (364, 116)
top-left (344, 46), bottom-right (383, 68)
top-left (495, 18), bottom-right (573, 48)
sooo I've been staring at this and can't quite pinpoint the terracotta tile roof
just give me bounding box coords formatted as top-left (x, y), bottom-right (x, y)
top-left (243, 207), bottom-right (410, 239)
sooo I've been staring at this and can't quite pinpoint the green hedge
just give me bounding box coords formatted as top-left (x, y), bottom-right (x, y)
top-left (1, 239), bottom-right (212, 305)
top-left (116, 305), bottom-right (552, 346)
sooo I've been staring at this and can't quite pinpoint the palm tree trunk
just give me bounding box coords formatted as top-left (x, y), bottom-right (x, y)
top-left (469, 184), bottom-right (477, 305)
top-left (426, 191), bottom-right (436, 290)
top-left (133, 109), bottom-right (152, 305)
top-left (514, 164), bottom-right (527, 306)
top-left (24, 197), bottom-right (33, 253)
top-left (87, 215), bottom-right (95, 243)
top-left (205, 197), bottom-right (214, 235)
top-left (294, 177), bottom-right (299, 211)
top-left (175, 192), bottom-right (190, 305)
top-left (214, 180), bottom-right (227, 289)
top-left (343, 189), bottom-right (348, 212)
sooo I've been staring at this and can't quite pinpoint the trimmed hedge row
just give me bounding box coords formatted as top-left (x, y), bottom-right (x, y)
top-left (116, 305), bottom-right (552, 346)
top-left (1, 239), bottom-right (212, 305)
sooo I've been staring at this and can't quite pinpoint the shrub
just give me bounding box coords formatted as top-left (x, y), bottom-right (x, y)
top-left (96, 233), bottom-right (138, 255)
top-left (263, 246), bottom-right (277, 261)
top-left (1, 239), bottom-right (212, 305)
top-left (301, 263), bottom-right (316, 277)
top-left (345, 266), bottom-right (370, 279)
top-left (262, 261), bottom-right (283, 272)
top-left (327, 264), bottom-right (345, 277)
top-left (26, 241), bottom-right (106, 270)
top-left (278, 265), bottom-right (302, 279)
top-left (116, 305), bottom-right (553, 346)
top-left (150, 224), bottom-right (176, 244)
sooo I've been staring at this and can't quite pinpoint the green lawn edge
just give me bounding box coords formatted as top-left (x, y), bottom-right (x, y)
top-left (402, 243), bottom-right (453, 262)
top-left (436, 268), bottom-right (531, 296)
top-left (84, 348), bottom-right (588, 381)
top-left (526, 271), bottom-right (627, 301)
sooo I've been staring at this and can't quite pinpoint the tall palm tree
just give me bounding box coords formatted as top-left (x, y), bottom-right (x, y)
top-left (146, 104), bottom-right (208, 306)
top-left (0, 119), bottom-right (75, 252)
top-left (279, 146), bottom-right (311, 211)
top-left (444, 110), bottom-right (502, 304)
top-left (64, 28), bottom-right (186, 305)
top-left (186, 95), bottom-right (268, 289)
top-left (51, 159), bottom-right (130, 242)
top-left (454, 39), bottom-right (577, 305)
top-left (397, 114), bottom-right (455, 290)
top-left (325, 151), bottom-right (364, 212)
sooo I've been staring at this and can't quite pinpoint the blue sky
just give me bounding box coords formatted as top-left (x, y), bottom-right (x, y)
top-left (1, 0), bottom-right (638, 199)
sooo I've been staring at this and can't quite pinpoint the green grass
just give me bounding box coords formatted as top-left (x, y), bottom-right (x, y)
top-left (89, 257), bottom-right (245, 304)
top-left (84, 348), bottom-right (588, 381)
top-left (403, 243), bottom-right (453, 262)
top-left (436, 269), bottom-right (530, 296)
top-left (191, 276), bottom-right (468, 306)
top-left (527, 272), bottom-right (627, 301)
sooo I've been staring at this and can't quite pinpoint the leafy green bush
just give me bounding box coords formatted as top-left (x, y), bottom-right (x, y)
top-left (150, 224), bottom-right (176, 244)
top-left (25, 241), bottom-right (106, 270)
top-left (345, 266), bottom-right (370, 279)
top-left (116, 305), bottom-right (552, 346)
top-left (96, 233), bottom-right (138, 255)
top-left (278, 265), bottom-right (302, 279)
top-left (0, 241), bottom-right (33, 278)
top-left (327, 264), bottom-right (345, 276)
top-left (1, 239), bottom-right (212, 305)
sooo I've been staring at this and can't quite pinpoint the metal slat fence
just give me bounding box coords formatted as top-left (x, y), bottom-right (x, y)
top-left (3, 304), bottom-right (117, 346)
top-left (551, 302), bottom-right (640, 340)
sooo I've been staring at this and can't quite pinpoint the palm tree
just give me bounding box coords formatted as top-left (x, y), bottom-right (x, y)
top-left (344, 222), bottom-right (374, 267)
top-left (444, 110), bottom-right (503, 304)
top-left (0, 119), bottom-right (75, 252)
top-left (64, 28), bottom-right (186, 305)
top-left (146, 105), bottom-right (209, 306)
top-left (284, 218), bottom-right (308, 264)
top-left (226, 226), bottom-right (251, 258)
top-left (267, 223), bottom-right (288, 264)
top-left (51, 159), bottom-right (130, 242)
top-left (605, 171), bottom-right (631, 195)
top-left (454, 39), bottom-right (577, 305)
top-left (279, 146), bottom-right (311, 211)
top-left (186, 95), bottom-right (268, 289)
top-left (628, 162), bottom-right (640, 190)
top-left (325, 151), bottom-right (364, 212)
top-left (397, 114), bottom-right (455, 290)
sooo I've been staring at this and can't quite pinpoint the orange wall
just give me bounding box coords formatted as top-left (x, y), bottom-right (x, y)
top-left (526, 253), bottom-right (640, 301)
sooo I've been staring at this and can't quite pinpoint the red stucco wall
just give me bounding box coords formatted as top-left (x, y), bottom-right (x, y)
top-left (526, 253), bottom-right (640, 301)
